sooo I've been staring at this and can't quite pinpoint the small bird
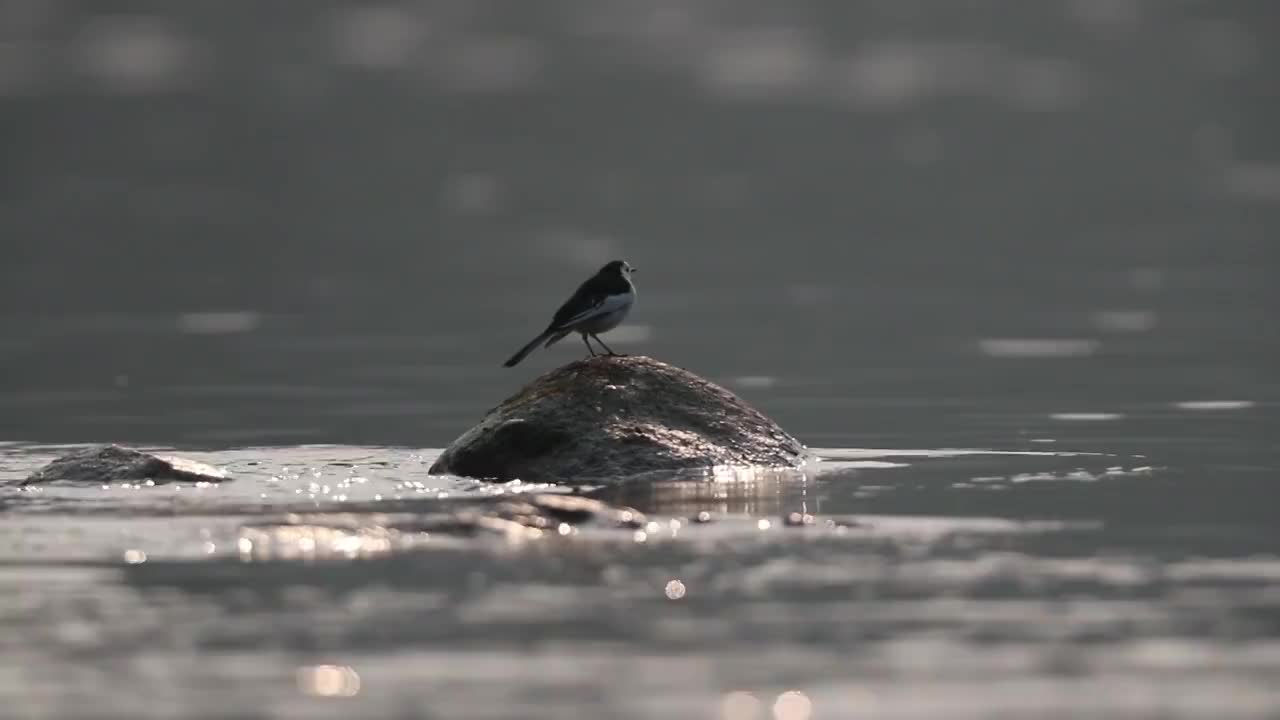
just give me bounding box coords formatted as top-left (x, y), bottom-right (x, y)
top-left (503, 260), bottom-right (637, 367)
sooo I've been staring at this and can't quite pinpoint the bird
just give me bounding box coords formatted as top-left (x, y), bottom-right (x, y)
top-left (503, 260), bottom-right (637, 367)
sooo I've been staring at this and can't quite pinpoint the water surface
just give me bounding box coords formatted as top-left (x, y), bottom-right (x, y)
top-left (2, 424), bottom-right (1277, 719)
top-left (3, 1), bottom-right (1278, 716)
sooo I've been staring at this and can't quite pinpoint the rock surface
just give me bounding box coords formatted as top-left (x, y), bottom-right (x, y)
top-left (23, 444), bottom-right (230, 486)
top-left (238, 492), bottom-right (651, 559)
top-left (429, 355), bottom-right (809, 483)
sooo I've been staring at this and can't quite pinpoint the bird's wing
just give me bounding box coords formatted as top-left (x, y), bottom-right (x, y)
top-left (549, 285), bottom-right (628, 332)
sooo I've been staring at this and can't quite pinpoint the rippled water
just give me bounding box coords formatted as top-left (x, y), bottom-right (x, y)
top-left (2, 421), bottom-right (1277, 719)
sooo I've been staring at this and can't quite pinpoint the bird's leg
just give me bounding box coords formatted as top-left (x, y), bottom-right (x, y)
top-left (581, 334), bottom-right (598, 357)
top-left (592, 334), bottom-right (625, 357)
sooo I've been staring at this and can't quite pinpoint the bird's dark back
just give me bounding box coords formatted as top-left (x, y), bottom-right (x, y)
top-left (547, 267), bottom-right (628, 329)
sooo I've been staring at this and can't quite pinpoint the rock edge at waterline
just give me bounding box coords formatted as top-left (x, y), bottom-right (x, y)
top-left (21, 444), bottom-right (230, 486)
top-left (429, 355), bottom-right (809, 483)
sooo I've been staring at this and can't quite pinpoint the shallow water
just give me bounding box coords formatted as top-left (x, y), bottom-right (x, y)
top-left (2, 431), bottom-right (1278, 719)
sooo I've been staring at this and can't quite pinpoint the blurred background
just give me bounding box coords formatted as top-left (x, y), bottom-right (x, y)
top-left (1, 0), bottom-right (1275, 450)
top-left (2, 6), bottom-right (1279, 718)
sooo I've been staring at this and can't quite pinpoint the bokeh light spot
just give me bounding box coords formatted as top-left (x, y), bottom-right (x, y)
top-left (297, 664), bottom-right (360, 698)
top-left (772, 690), bottom-right (812, 720)
top-left (664, 579), bottom-right (686, 600)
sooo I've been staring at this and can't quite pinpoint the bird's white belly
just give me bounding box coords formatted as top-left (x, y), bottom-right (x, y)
top-left (577, 301), bottom-right (631, 334)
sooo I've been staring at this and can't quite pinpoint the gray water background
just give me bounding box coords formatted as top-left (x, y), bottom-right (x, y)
top-left (1, 1), bottom-right (1279, 717)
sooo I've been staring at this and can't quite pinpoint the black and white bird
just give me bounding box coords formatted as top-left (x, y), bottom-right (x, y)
top-left (502, 260), bottom-right (637, 368)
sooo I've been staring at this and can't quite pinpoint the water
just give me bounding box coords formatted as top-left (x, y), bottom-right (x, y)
top-left (2, 395), bottom-right (1277, 718)
top-left (1, 277), bottom-right (1276, 719)
top-left (4, 1), bottom-right (1279, 716)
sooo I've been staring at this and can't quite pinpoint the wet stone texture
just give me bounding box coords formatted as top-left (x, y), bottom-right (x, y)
top-left (21, 444), bottom-right (230, 486)
top-left (429, 355), bottom-right (810, 483)
top-left (236, 492), bottom-right (652, 559)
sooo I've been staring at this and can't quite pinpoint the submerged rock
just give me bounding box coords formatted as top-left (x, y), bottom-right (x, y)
top-left (23, 444), bottom-right (230, 486)
top-left (235, 492), bottom-right (649, 559)
top-left (429, 355), bottom-right (809, 483)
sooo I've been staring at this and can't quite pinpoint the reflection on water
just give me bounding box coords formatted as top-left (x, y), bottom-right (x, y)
top-left (2, 436), bottom-right (1278, 717)
top-left (297, 665), bottom-right (362, 699)
top-left (978, 338), bottom-right (1101, 359)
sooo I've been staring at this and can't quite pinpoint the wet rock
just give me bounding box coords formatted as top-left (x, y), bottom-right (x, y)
top-left (491, 493), bottom-right (647, 529)
top-left (783, 511), bottom-right (816, 527)
top-left (235, 492), bottom-right (649, 559)
top-left (22, 444), bottom-right (230, 486)
top-left (448, 494), bottom-right (648, 538)
top-left (429, 355), bottom-right (810, 483)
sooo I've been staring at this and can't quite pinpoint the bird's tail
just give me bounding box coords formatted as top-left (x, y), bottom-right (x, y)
top-left (542, 328), bottom-right (572, 349)
top-left (503, 331), bottom-right (553, 367)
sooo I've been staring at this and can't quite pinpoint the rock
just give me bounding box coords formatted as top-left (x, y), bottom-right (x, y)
top-left (489, 493), bottom-right (647, 529)
top-left (234, 492), bottom-right (650, 559)
top-left (23, 444), bottom-right (230, 486)
top-left (429, 355), bottom-right (809, 483)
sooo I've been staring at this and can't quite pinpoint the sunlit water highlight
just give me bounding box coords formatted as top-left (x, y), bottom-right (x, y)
top-left (2, 438), bottom-right (1277, 718)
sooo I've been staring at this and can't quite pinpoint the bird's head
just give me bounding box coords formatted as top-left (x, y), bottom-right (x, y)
top-left (600, 260), bottom-right (636, 278)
